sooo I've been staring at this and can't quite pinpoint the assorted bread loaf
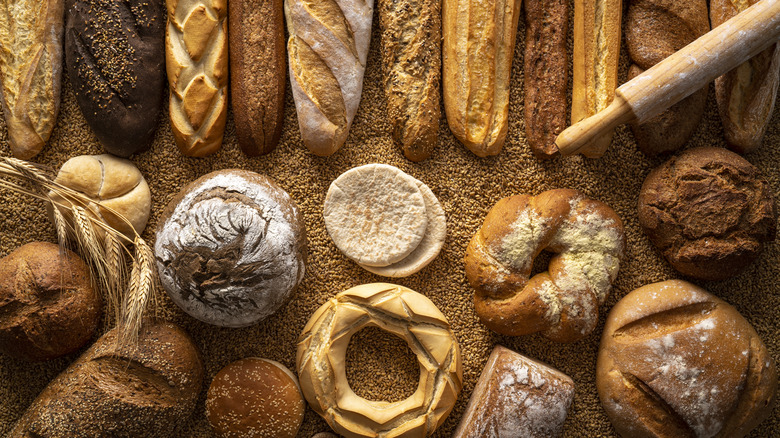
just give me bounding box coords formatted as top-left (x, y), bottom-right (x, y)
top-left (0, 0), bottom-right (63, 160)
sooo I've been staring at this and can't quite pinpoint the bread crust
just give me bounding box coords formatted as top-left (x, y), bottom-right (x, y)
top-left (0, 0), bottom-right (63, 159)
top-left (230, 0), bottom-right (286, 156)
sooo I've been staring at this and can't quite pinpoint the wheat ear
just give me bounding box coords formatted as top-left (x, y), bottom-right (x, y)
top-left (119, 237), bottom-right (155, 346)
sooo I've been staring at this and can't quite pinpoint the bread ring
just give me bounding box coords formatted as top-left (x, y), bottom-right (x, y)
top-left (296, 283), bottom-right (462, 438)
top-left (464, 188), bottom-right (625, 342)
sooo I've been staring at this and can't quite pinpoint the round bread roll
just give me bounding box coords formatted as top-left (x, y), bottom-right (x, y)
top-left (51, 154), bottom-right (152, 241)
top-left (206, 358), bottom-right (305, 438)
top-left (638, 147), bottom-right (776, 280)
top-left (0, 242), bottom-right (101, 361)
top-left (155, 169), bottom-right (307, 327)
top-left (597, 280), bottom-right (777, 438)
top-left (324, 164), bottom-right (428, 267)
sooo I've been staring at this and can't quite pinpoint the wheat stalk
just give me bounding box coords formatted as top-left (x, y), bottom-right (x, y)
top-left (0, 157), bottom-right (156, 346)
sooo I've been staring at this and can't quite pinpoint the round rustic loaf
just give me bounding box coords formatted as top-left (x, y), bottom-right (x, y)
top-left (206, 358), bottom-right (305, 438)
top-left (155, 169), bottom-right (307, 327)
top-left (464, 188), bottom-right (625, 342)
top-left (638, 147), bottom-right (776, 280)
top-left (0, 242), bottom-right (100, 361)
top-left (596, 280), bottom-right (777, 438)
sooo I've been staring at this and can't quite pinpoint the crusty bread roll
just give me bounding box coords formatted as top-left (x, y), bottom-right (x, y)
top-left (166, 0), bottom-right (228, 157)
top-left (284, 0), bottom-right (374, 156)
top-left (443, 0), bottom-right (522, 157)
top-left (0, 0), bottom-right (63, 160)
top-left (597, 280), bottom-right (777, 438)
top-left (524, 0), bottom-right (569, 159)
top-left (464, 188), bottom-right (625, 342)
top-left (571, 0), bottom-right (622, 158)
top-left (712, 0), bottom-right (780, 154)
top-left (378, 0), bottom-right (441, 162)
top-left (230, 0), bottom-right (286, 156)
top-left (10, 321), bottom-right (204, 437)
top-left (65, 0), bottom-right (165, 157)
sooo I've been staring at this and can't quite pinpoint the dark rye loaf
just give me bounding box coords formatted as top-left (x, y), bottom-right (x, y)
top-left (9, 321), bottom-right (203, 437)
top-left (65, 0), bottom-right (165, 157)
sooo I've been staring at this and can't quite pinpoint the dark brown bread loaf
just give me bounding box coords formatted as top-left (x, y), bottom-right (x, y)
top-left (10, 321), bottom-right (204, 437)
top-left (0, 242), bottom-right (100, 361)
top-left (379, 0), bottom-right (441, 162)
top-left (624, 0), bottom-right (710, 155)
top-left (523, 0), bottom-right (569, 159)
top-left (229, 0), bottom-right (286, 156)
top-left (65, 0), bottom-right (165, 157)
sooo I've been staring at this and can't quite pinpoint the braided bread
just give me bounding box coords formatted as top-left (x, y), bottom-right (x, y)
top-left (166, 0), bottom-right (228, 157)
top-left (464, 189), bottom-right (625, 342)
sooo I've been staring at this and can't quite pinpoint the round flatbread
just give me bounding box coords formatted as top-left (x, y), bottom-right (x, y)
top-left (360, 180), bottom-right (446, 277)
top-left (324, 164), bottom-right (428, 267)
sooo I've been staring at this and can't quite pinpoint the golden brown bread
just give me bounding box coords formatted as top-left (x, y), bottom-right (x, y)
top-left (0, 0), bottom-right (63, 159)
top-left (442, 0), bottom-right (522, 157)
top-left (379, 0), bottom-right (441, 162)
top-left (712, 0), bottom-right (780, 154)
top-left (230, 0), bottom-right (286, 156)
top-left (523, 0), bottom-right (569, 159)
top-left (597, 280), bottom-right (777, 438)
top-left (166, 0), bottom-right (229, 157)
top-left (464, 189), bottom-right (625, 342)
top-left (571, 0), bottom-right (622, 158)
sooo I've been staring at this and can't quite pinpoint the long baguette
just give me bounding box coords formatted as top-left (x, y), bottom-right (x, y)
top-left (571, 0), bottom-right (622, 158)
top-left (379, 0), bottom-right (441, 162)
top-left (166, 0), bottom-right (229, 157)
top-left (712, 0), bottom-right (780, 154)
top-left (284, 0), bottom-right (374, 156)
top-left (442, 0), bottom-right (522, 157)
top-left (0, 0), bottom-right (63, 159)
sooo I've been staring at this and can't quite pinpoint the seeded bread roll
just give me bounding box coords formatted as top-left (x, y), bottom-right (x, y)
top-left (230, 0), bottom-right (286, 156)
top-left (597, 280), bottom-right (777, 438)
top-left (712, 0), bottom-right (780, 154)
top-left (9, 321), bottom-right (204, 437)
top-left (0, 0), bottom-right (63, 159)
top-left (65, 0), bottom-right (165, 157)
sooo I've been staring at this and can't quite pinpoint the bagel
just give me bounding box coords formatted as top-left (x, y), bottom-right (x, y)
top-left (296, 283), bottom-right (462, 438)
top-left (464, 188), bottom-right (625, 342)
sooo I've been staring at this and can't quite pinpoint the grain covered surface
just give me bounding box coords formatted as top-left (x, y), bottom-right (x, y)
top-left (0, 4), bottom-right (778, 437)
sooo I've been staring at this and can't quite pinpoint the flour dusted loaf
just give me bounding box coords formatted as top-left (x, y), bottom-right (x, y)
top-left (464, 188), bottom-right (625, 342)
top-left (0, 242), bottom-right (100, 361)
top-left (0, 0), bottom-right (63, 159)
top-left (453, 345), bottom-right (575, 437)
top-left (155, 169), bottom-right (307, 327)
top-left (9, 321), bottom-right (204, 437)
top-left (65, 0), bottom-right (165, 157)
top-left (597, 280), bottom-right (777, 438)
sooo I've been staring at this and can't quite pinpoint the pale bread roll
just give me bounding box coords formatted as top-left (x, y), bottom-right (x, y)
top-left (324, 164), bottom-right (428, 267)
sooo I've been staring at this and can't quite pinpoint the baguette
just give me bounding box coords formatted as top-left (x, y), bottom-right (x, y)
top-left (0, 0), bottom-right (63, 159)
top-left (524, 0), bottom-right (569, 159)
top-left (230, 0), bottom-right (286, 156)
top-left (571, 0), bottom-right (622, 158)
top-left (284, 0), bottom-right (374, 156)
top-left (166, 0), bottom-right (228, 157)
top-left (379, 0), bottom-right (441, 162)
top-left (65, 0), bottom-right (166, 158)
top-left (712, 0), bottom-right (780, 154)
top-left (442, 0), bottom-right (522, 157)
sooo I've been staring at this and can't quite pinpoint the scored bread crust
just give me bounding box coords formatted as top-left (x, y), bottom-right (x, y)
top-left (464, 188), bottom-right (625, 342)
top-left (166, 0), bottom-right (229, 157)
top-left (596, 280), bottom-right (777, 438)
top-left (442, 0), bottom-right (522, 157)
top-left (0, 0), bottom-right (63, 159)
top-left (712, 0), bottom-right (780, 154)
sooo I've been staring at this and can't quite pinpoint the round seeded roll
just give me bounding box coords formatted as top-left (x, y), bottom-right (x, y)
top-left (155, 169), bottom-right (307, 327)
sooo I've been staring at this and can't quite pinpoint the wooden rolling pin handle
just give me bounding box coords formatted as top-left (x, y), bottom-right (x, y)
top-left (556, 0), bottom-right (780, 156)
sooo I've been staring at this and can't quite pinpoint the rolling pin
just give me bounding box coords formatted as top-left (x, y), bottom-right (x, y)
top-left (556, 0), bottom-right (780, 156)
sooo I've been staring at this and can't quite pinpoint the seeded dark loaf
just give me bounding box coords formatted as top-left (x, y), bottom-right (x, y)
top-left (65, 0), bottom-right (165, 157)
